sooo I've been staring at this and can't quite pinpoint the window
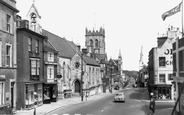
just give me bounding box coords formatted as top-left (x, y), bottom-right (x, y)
top-left (95, 39), bottom-right (98, 48)
top-left (0, 82), bottom-right (5, 105)
top-left (159, 57), bottom-right (166, 67)
top-left (173, 53), bottom-right (176, 72)
top-left (168, 74), bottom-right (173, 80)
top-left (90, 39), bottom-right (93, 46)
top-left (47, 66), bottom-right (54, 79)
top-left (159, 74), bottom-right (165, 83)
top-left (6, 14), bottom-right (11, 33)
top-left (48, 52), bottom-right (54, 62)
top-left (30, 58), bottom-right (40, 76)
top-left (6, 44), bottom-right (12, 67)
top-left (35, 40), bottom-right (39, 53)
top-left (28, 37), bottom-right (32, 52)
top-left (0, 42), bottom-right (2, 67)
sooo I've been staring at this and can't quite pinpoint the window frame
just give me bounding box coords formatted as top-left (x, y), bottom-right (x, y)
top-left (159, 57), bottom-right (166, 67)
top-left (5, 43), bottom-right (12, 67)
top-left (159, 74), bottom-right (166, 83)
top-left (47, 65), bottom-right (54, 79)
top-left (35, 39), bottom-right (39, 53)
top-left (0, 82), bottom-right (5, 106)
top-left (47, 52), bottom-right (54, 62)
top-left (28, 37), bottom-right (32, 52)
top-left (6, 14), bottom-right (11, 33)
top-left (30, 58), bottom-right (40, 79)
top-left (168, 74), bottom-right (173, 81)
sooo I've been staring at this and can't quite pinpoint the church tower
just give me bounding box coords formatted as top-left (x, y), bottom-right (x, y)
top-left (139, 46), bottom-right (144, 69)
top-left (85, 27), bottom-right (106, 54)
top-left (26, 0), bottom-right (42, 34)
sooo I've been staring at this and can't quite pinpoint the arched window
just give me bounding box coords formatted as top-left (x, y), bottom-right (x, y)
top-left (89, 39), bottom-right (93, 46)
top-left (95, 39), bottom-right (98, 48)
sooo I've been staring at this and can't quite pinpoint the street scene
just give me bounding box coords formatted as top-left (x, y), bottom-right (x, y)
top-left (0, 0), bottom-right (184, 115)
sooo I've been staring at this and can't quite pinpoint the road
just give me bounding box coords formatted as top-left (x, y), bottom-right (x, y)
top-left (48, 88), bottom-right (148, 115)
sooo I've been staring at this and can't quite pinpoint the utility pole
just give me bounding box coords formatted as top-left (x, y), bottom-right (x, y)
top-left (81, 53), bottom-right (83, 101)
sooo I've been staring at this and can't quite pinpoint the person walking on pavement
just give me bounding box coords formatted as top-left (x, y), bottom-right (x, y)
top-left (149, 92), bottom-right (155, 114)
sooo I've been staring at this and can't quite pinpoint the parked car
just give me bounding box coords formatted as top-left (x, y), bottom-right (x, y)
top-left (114, 85), bottom-right (119, 90)
top-left (114, 92), bottom-right (125, 102)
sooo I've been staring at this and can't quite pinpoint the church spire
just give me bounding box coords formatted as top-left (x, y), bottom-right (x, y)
top-left (139, 46), bottom-right (144, 66)
top-left (118, 49), bottom-right (122, 59)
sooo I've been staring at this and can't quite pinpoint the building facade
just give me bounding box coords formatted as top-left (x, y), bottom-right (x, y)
top-left (0, 0), bottom-right (19, 112)
top-left (16, 21), bottom-right (45, 110)
top-left (43, 40), bottom-right (58, 103)
top-left (148, 28), bottom-right (179, 100)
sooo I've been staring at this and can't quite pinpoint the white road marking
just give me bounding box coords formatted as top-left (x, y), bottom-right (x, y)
top-left (101, 110), bottom-right (104, 112)
top-left (62, 114), bottom-right (69, 115)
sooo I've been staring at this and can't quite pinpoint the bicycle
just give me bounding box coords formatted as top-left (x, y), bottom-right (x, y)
top-left (4, 105), bottom-right (13, 115)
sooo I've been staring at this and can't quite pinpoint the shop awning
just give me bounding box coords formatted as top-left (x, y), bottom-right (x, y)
top-left (150, 84), bottom-right (172, 87)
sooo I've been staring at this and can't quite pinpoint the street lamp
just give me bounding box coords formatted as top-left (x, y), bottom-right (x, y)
top-left (109, 58), bottom-right (114, 93)
top-left (81, 53), bottom-right (84, 101)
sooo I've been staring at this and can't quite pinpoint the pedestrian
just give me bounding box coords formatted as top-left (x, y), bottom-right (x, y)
top-left (149, 92), bottom-right (155, 114)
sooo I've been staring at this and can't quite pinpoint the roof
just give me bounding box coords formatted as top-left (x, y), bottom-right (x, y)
top-left (43, 40), bottom-right (58, 53)
top-left (26, 3), bottom-right (41, 18)
top-left (83, 55), bottom-right (100, 67)
top-left (42, 29), bottom-right (76, 58)
top-left (157, 36), bottom-right (167, 47)
top-left (95, 54), bottom-right (107, 60)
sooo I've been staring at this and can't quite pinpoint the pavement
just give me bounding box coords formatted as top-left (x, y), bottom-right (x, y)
top-left (13, 87), bottom-right (176, 115)
top-left (14, 89), bottom-right (119, 115)
top-left (140, 88), bottom-right (175, 115)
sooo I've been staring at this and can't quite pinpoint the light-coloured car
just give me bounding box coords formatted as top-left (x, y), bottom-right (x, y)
top-left (114, 92), bottom-right (125, 102)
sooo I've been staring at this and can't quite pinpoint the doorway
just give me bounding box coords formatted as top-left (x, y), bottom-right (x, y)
top-left (74, 79), bottom-right (81, 93)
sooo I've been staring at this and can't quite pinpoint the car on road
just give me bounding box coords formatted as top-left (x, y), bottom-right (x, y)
top-left (114, 92), bottom-right (125, 102)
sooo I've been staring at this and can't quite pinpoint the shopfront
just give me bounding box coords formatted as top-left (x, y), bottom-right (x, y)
top-left (43, 83), bottom-right (58, 104)
top-left (25, 83), bottom-right (43, 109)
top-left (150, 84), bottom-right (172, 100)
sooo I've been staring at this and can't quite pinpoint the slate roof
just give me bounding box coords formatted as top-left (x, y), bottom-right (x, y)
top-left (83, 55), bottom-right (100, 67)
top-left (42, 29), bottom-right (76, 59)
top-left (43, 29), bottom-right (100, 67)
top-left (43, 40), bottom-right (58, 53)
top-left (95, 53), bottom-right (107, 60)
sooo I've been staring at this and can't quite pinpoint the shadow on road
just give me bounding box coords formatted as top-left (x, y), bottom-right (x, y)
top-left (128, 88), bottom-right (144, 100)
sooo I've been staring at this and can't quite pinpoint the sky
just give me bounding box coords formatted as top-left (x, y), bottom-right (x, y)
top-left (16, 0), bottom-right (182, 71)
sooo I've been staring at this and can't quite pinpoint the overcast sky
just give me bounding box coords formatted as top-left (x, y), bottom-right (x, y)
top-left (16, 0), bottom-right (182, 71)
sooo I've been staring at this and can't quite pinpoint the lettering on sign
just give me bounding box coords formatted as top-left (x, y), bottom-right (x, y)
top-left (164, 49), bottom-right (172, 55)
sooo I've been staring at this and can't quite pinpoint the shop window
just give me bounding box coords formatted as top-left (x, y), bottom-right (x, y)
top-left (168, 74), bottom-right (173, 80)
top-left (159, 74), bottom-right (166, 83)
top-left (0, 82), bottom-right (5, 105)
top-left (159, 57), bottom-right (166, 67)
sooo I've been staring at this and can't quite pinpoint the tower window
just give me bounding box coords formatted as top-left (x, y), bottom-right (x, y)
top-left (89, 39), bottom-right (93, 47)
top-left (95, 39), bottom-right (98, 48)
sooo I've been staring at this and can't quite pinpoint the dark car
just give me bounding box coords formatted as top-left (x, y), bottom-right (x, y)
top-left (114, 85), bottom-right (119, 90)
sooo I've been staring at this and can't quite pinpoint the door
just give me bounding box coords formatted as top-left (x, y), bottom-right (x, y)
top-left (74, 80), bottom-right (81, 93)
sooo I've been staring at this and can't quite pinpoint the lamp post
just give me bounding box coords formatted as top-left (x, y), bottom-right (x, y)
top-left (109, 58), bottom-right (113, 93)
top-left (81, 53), bottom-right (84, 101)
